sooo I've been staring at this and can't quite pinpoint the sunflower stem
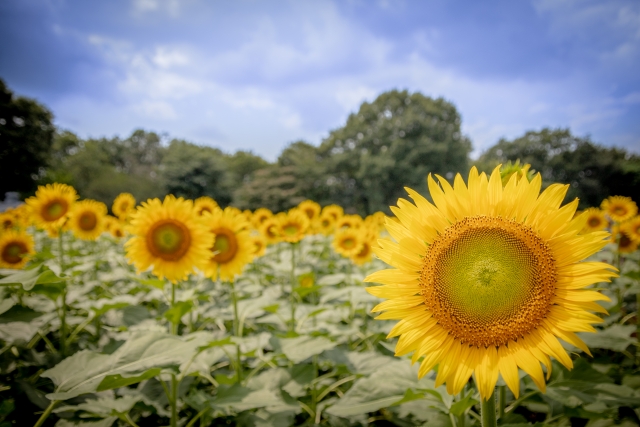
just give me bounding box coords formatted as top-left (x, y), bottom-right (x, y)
top-left (290, 243), bottom-right (297, 333)
top-left (498, 385), bottom-right (506, 419)
top-left (32, 399), bottom-right (59, 427)
top-left (229, 280), bottom-right (243, 383)
top-left (481, 390), bottom-right (497, 427)
top-left (58, 231), bottom-right (67, 356)
top-left (169, 282), bottom-right (178, 427)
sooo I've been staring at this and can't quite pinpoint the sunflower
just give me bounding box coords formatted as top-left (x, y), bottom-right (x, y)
top-left (125, 195), bottom-right (214, 282)
top-left (621, 216), bottom-right (640, 243)
top-left (252, 208), bottom-right (273, 228)
top-left (279, 209), bottom-right (310, 243)
top-left (110, 221), bottom-right (126, 239)
top-left (260, 217), bottom-right (282, 244)
top-left (201, 207), bottom-right (254, 282)
top-left (581, 208), bottom-right (607, 233)
top-left (0, 230), bottom-right (35, 269)
top-left (194, 196), bottom-right (218, 217)
top-left (612, 226), bottom-right (639, 253)
top-left (299, 200), bottom-right (321, 222)
top-left (0, 212), bottom-right (18, 231)
top-left (365, 166), bottom-right (616, 400)
top-left (322, 204), bottom-right (344, 221)
top-left (112, 193), bottom-right (136, 220)
top-left (316, 211), bottom-right (336, 236)
top-left (333, 228), bottom-right (364, 258)
top-left (250, 233), bottom-right (267, 257)
top-left (26, 183), bottom-right (78, 230)
top-left (601, 195), bottom-right (637, 223)
top-left (336, 214), bottom-right (363, 230)
top-left (351, 228), bottom-right (378, 266)
top-left (68, 200), bottom-right (108, 240)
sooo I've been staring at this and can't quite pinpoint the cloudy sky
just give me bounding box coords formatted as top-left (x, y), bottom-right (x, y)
top-left (1, 0), bottom-right (639, 159)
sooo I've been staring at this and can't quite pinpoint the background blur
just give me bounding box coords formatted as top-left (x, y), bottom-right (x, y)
top-left (1, 0), bottom-right (639, 214)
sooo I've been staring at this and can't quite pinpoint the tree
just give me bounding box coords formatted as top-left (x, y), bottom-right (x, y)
top-left (475, 128), bottom-right (640, 208)
top-left (161, 139), bottom-right (232, 204)
top-left (0, 79), bottom-right (55, 196)
top-left (318, 90), bottom-right (471, 214)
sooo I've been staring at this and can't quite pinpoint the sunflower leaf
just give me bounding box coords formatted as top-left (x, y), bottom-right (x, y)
top-left (0, 266), bottom-right (64, 291)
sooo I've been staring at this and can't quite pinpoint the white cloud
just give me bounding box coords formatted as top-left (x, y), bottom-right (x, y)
top-left (131, 0), bottom-right (180, 16)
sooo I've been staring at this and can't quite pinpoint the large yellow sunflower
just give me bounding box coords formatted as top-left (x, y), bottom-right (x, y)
top-left (26, 183), bottom-right (78, 230)
top-left (112, 193), bottom-right (136, 220)
top-left (333, 228), bottom-right (364, 258)
top-left (298, 200), bottom-right (321, 222)
top-left (194, 196), bottom-right (218, 217)
top-left (125, 196), bottom-right (214, 283)
top-left (601, 195), bottom-right (637, 223)
top-left (622, 216), bottom-right (640, 243)
top-left (279, 209), bottom-right (310, 243)
top-left (581, 208), bottom-right (608, 233)
top-left (365, 166), bottom-right (616, 400)
top-left (0, 230), bottom-right (35, 269)
top-left (68, 200), bottom-right (108, 240)
top-left (201, 208), bottom-right (254, 282)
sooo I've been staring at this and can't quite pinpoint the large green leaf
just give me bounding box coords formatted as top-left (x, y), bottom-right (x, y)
top-left (578, 324), bottom-right (636, 352)
top-left (41, 331), bottom-right (215, 400)
top-left (0, 266), bottom-right (64, 291)
top-left (271, 335), bottom-right (337, 364)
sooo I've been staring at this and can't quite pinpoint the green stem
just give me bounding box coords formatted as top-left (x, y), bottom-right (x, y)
top-left (33, 400), bottom-right (59, 427)
top-left (185, 408), bottom-right (209, 427)
top-left (170, 283), bottom-right (177, 335)
top-left (498, 385), bottom-right (506, 419)
top-left (171, 374), bottom-right (178, 427)
top-left (481, 390), bottom-right (497, 427)
top-left (58, 232), bottom-right (67, 356)
top-left (290, 243), bottom-right (296, 333)
top-left (229, 281), bottom-right (242, 383)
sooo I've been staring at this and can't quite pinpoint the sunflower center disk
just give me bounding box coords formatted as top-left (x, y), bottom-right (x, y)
top-left (79, 212), bottom-right (98, 231)
top-left (43, 200), bottom-right (68, 221)
top-left (284, 225), bottom-right (298, 236)
top-left (147, 220), bottom-right (191, 261)
top-left (2, 242), bottom-right (27, 264)
top-left (212, 227), bottom-right (238, 264)
top-left (421, 215), bottom-right (557, 348)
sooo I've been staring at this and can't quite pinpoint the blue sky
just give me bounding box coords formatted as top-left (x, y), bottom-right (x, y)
top-left (1, 0), bottom-right (639, 160)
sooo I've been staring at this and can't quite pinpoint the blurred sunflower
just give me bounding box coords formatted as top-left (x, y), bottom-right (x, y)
top-left (125, 195), bottom-right (213, 282)
top-left (26, 183), bottom-right (78, 230)
top-left (260, 217), bottom-right (282, 245)
top-left (333, 228), bottom-right (363, 258)
top-left (194, 196), bottom-right (218, 217)
top-left (322, 204), bottom-right (344, 221)
top-left (336, 214), bottom-right (363, 230)
top-left (366, 166), bottom-right (616, 400)
top-left (350, 229), bottom-right (378, 266)
top-left (279, 209), bottom-right (310, 243)
top-left (612, 226), bottom-right (639, 253)
top-left (68, 200), bottom-right (108, 240)
top-left (252, 208), bottom-right (273, 228)
top-left (250, 233), bottom-right (267, 257)
top-left (202, 207), bottom-right (253, 281)
top-left (110, 221), bottom-right (126, 239)
top-left (298, 200), bottom-right (321, 222)
top-left (0, 230), bottom-right (35, 269)
top-left (581, 208), bottom-right (607, 233)
top-left (316, 211), bottom-right (336, 236)
top-left (0, 212), bottom-right (17, 231)
top-left (112, 193), bottom-right (136, 220)
top-left (601, 195), bottom-right (637, 223)
top-left (622, 216), bottom-right (640, 243)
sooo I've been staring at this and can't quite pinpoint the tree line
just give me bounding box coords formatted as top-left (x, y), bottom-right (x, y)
top-left (2, 79), bottom-right (639, 214)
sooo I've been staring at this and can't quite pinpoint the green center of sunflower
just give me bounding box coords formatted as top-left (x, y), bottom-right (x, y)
top-left (342, 238), bottom-right (355, 249)
top-left (79, 212), bottom-right (98, 231)
top-left (420, 215), bottom-right (556, 347)
top-left (2, 241), bottom-right (27, 264)
top-left (147, 220), bottom-right (191, 261)
top-left (42, 200), bottom-right (68, 221)
top-left (212, 227), bottom-right (238, 264)
top-left (284, 225), bottom-right (299, 236)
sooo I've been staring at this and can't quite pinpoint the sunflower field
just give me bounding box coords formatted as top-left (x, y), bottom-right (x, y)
top-left (1, 165), bottom-right (640, 427)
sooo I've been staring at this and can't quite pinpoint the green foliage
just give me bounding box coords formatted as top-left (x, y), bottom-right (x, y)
top-left (318, 89), bottom-right (471, 214)
top-left (0, 79), bottom-right (55, 195)
top-left (475, 128), bottom-right (640, 208)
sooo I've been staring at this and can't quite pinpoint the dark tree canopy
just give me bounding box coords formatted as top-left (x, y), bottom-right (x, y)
top-left (475, 128), bottom-right (640, 208)
top-left (0, 79), bottom-right (55, 196)
top-left (318, 90), bottom-right (471, 214)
